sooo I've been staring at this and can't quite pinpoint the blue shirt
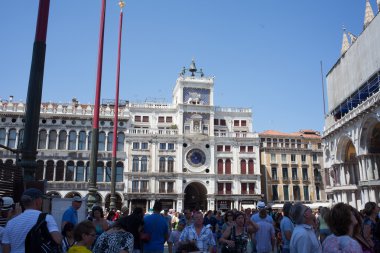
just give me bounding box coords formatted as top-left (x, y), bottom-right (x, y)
top-left (255, 219), bottom-right (275, 253)
top-left (290, 224), bottom-right (321, 253)
top-left (280, 216), bottom-right (294, 249)
top-left (62, 206), bottom-right (78, 225)
top-left (251, 212), bottom-right (273, 224)
top-left (179, 224), bottom-right (216, 253)
top-left (143, 213), bottom-right (168, 252)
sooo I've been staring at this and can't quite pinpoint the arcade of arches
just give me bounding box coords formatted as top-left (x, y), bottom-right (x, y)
top-left (325, 121), bottom-right (380, 209)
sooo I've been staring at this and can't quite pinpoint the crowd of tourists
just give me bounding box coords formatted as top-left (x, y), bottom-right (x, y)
top-left (1, 189), bottom-right (380, 253)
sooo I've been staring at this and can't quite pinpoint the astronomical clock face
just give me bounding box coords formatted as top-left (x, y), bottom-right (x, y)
top-left (184, 146), bottom-right (210, 172)
top-left (186, 149), bottom-right (206, 167)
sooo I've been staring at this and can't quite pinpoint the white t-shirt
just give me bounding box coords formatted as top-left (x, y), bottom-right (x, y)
top-left (2, 209), bottom-right (59, 253)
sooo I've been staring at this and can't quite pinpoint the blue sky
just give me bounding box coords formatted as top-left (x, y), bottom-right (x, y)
top-left (0, 1), bottom-right (376, 133)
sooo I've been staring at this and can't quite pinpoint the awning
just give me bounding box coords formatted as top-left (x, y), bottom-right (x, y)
top-left (270, 202), bottom-right (332, 210)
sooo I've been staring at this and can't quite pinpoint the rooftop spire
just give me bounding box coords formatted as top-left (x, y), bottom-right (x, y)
top-left (341, 27), bottom-right (350, 55)
top-left (364, 0), bottom-right (375, 29)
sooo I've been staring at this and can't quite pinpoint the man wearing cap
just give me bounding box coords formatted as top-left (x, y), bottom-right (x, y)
top-left (2, 188), bottom-right (61, 253)
top-left (289, 202), bottom-right (321, 253)
top-left (251, 201), bottom-right (274, 224)
top-left (61, 195), bottom-right (82, 230)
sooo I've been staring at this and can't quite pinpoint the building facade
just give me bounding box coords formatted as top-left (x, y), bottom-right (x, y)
top-left (259, 130), bottom-right (326, 207)
top-left (0, 61), bottom-right (261, 212)
top-left (323, 2), bottom-right (380, 209)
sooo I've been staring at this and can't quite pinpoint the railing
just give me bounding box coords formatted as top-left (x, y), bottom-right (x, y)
top-left (215, 107), bottom-right (252, 113)
top-left (127, 128), bottom-right (178, 135)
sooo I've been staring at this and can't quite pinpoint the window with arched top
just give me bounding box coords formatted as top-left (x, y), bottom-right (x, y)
top-left (45, 160), bottom-right (54, 181)
top-left (141, 156), bottom-right (147, 172)
top-left (98, 132), bottom-right (105, 151)
top-left (225, 159), bottom-right (231, 174)
top-left (7, 129), bottom-right (17, 148)
top-left (78, 131), bottom-right (86, 150)
top-left (68, 131), bottom-right (76, 150)
top-left (168, 157), bottom-right (174, 172)
top-left (56, 160), bottom-right (64, 181)
top-left (97, 161), bottom-right (104, 182)
top-left (116, 162), bottom-right (123, 182)
top-left (117, 132), bottom-right (125, 151)
top-left (76, 161), bottom-right (85, 181)
top-left (107, 132), bottom-right (113, 151)
top-left (248, 159), bottom-right (254, 174)
top-left (38, 129), bottom-right (47, 149)
top-left (65, 161), bottom-right (75, 181)
top-left (240, 160), bottom-right (246, 174)
top-left (58, 131), bottom-right (67, 150)
top-left (159, 157), bottom-right (166, 172)
top-left (48, 130), bottom-right (57, 149)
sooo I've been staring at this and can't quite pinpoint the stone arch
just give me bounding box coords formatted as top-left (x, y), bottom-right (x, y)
top-left (336, 136), bottom-right (356, 163)
top-left (64, 192), bottom-right (82, 198)
top-left (104, 193), bottom-right (123, 211)
top-left (359, 115), bottom-right (379, 154)
top-left (46, 191), bottom-right (62, 198)
top-left (183, 181), bottom-right (208, 211)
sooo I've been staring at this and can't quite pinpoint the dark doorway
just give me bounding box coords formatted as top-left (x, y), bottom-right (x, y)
top-left (184, 182), bottom-right (207, 211)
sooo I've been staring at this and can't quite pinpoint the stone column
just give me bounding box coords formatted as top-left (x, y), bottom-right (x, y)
top-left (151, 142), bottom-right (157, 173)
top-left (369, 188), bottom-right (376, 202)
top-left (363, 187), bottom-right (370, 204)
top-left (342, 191), bottom-right (348, 203)
top-left (367, 156), bottom-right (374, 180)
top-left (4, 129), bottom-right (9, 147)
top-left (75, 132), bottom-right (79, 151)
top-left (351, 191), bottom-right (357, 209)
top-left (372, 154), bottom-right (380, 180)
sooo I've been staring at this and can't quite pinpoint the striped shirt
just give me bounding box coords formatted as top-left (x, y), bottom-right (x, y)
top-left (2, 209), bottom-right (59, 253)
top-left (179, 225), bottom-right (216, 253)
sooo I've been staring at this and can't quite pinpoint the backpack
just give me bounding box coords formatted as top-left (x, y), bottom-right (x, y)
top-left (25, 213), bottom-right (60, 253)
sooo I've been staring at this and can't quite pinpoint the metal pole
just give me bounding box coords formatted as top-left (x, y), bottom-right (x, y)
top-left (88, 0), bottom-right (107, 210)
top-left (110, 0), bottom-right (125, 210)
top-left (20, 0), bottom-right (50, 182)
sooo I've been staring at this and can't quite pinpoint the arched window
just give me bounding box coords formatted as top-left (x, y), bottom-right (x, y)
top-left (248, 159), bottom-right (254, 174)
top-left (241, 160), bottom-right (246, 174)
top-left (217, 159), bottom-right (223, 174)
top-left (159, 157), bottom-right (166, 172)
top-left (116, 162), bottom-right (123, 182)
top-left (48, 130), bottom-right (57, 149)
top-left (132, 157), bottom-right (139, 172)
top-left (18, 129), bottom-right (24, 148)
top-left (141, 156), bottom-right (147, 172)
top-left (38, 129), bottom-right (47, 149)
top-left (45, 160), bottom-right (54, 181)
top-left (0, 129), bottom-right (5, 145)
top-left (36, 160), bottom-right (44, 180)
top-left (78, 131), bottom-right (86, 150)
top-left (87, 131), bottom-right (92, 150)
top-left (97, 162), bottom-right (104, 182)
top-left (225, 159), bottom-right (231, 174)
top-left (68, 131), bottom-right (76, 150)
top-left (56, 160), bottom-right (64, 181)
top-left (7, 129), bottom-right (17, 148)
top-left (168, 157), bottom-right (174, 172)
top-left (98, 132), bottom-right (105, 151)
top-left (58, 130), bottom-right (67, 150)
top-left (105, 161), bottom-right (112, 182)
top-left (65, 161), bottom-right (75, 181)
top-left (117, 132), bottom-right (125, 151)
top-left (107, 132), bottom-right (113, 151)
top-left (76, 161), bottom-right (85, 181)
